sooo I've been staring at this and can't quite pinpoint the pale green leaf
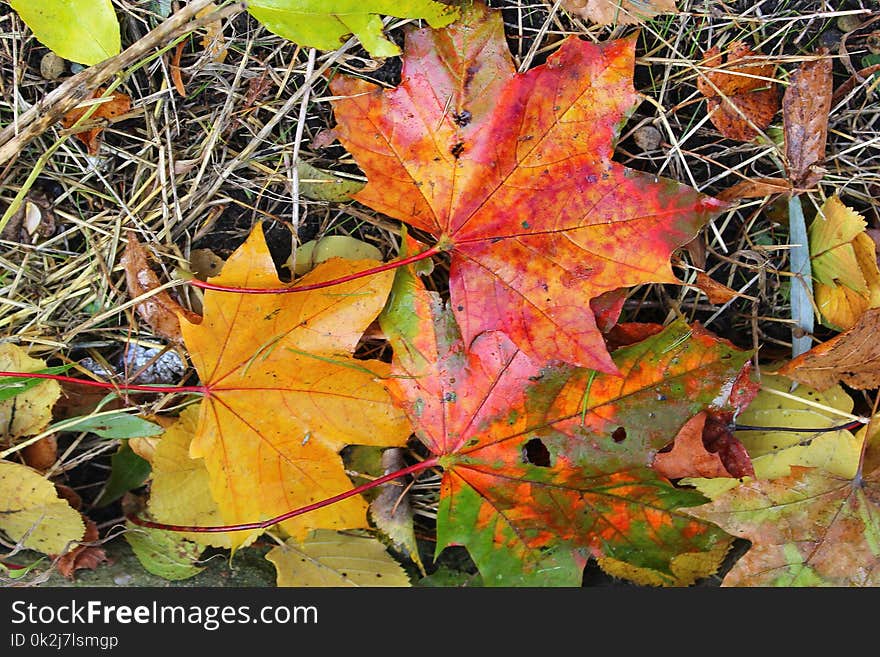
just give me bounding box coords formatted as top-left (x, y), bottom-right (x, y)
top-left (247, 0), bottom-right (459, 57)
top-left (124, 520), bottom-right (205, 581)
top-left (10, 0), bottom-right (121, 66)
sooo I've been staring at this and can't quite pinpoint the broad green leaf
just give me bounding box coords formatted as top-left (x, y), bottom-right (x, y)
top-left (93, 442), bottom-right (151, 507)
top-left (124, 520), bottom-right (205, 581)
top-left (266, 530), bottom-right (411, 586)
top-left (247, 0), bottom-right (459, 57)
top-left (57, 410), bottom-right (164, 439)
top-left (0, 364), bottom-right (72, 403)
top-left (10, 0), bottom-right (121, 66)
top-left (296, 161), bottom-right (365, 203)
top-left (0, 461), bottom-right (84, 555)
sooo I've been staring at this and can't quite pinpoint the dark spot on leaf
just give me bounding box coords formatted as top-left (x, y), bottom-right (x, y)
top-left (612, 427), bottom-right (627, 443)
top-left (522, 220), bottom-right (531, 229)
top-left (457, 305), bottom-right (464, 311)
top-left (452, 110), bottom-right (471, 127)
top-left (450, 142), bottom-right (465, 158)
top-left (521, 438), bottom-right (551, 467)
top-left (585, 174), bottom-right (598, 183)
top-left (443, 391), bottom-right (457, 403)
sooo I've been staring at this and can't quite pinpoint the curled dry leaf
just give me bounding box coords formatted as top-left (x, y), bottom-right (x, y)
top-left (122, 232), bottom-right (201, 343)
top-left (60, 87), bottom-right (131, 155)
top-left (21, 435), bottom-right (58, 471)
top-left (776, 306), bottom-right (880, 391)
top-left (54, 517), bottom-right (108, 579)
top-left (560, 0), bottom-right (678, 25)
top-left (369, 447), bottom-right (424, 574)
top-left (653, 411), bottom-right (753, 480)
top-left (783, 50), bottom-right (833, 190)
top-left (715, 177), bottom-right (791, 202)
top-left (196, 2), bottom-right (228, 64)
top-left (697, 42), bottom-right (781, 142)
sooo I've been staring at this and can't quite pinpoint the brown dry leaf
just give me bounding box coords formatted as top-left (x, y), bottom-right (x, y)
top-left (122, 232), bottom-right (201, 343)
top-left (170, 41), bottom-right (186, 97)
top-left (692, 270), bottom-right (741, 304)
top-left (697, 42), bottom-right (781, 142)
top-left (776, 306), bottom-right (880, 390)
top-left (21, 435), bottom-right (58, 471)
top-left (783, 50), bottom-right (833, 189)
top-left (653, 411), bottom-right (753, 479)
top-left (197, 2), bottom-right (228, 63)
top-left (715, 177), bottom-right (791, 202)
top-left (60, 88), bottom-right (131, 155)
top-left (54, 517), bottom-right (108, 579)
top-left (560, 0), bottom-right (678, 25)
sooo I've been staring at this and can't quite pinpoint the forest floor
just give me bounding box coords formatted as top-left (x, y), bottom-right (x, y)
top-left (1, 0), bottom-right (879, 588)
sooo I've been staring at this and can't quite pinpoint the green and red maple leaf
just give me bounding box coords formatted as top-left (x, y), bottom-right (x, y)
top-left (379, 259), bottom-right (753, 585)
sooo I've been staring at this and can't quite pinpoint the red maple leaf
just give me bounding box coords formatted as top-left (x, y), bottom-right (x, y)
top-left (380, 261), bottom-right (751, 585)
top-left (330, 1), bottom-right (723, 373)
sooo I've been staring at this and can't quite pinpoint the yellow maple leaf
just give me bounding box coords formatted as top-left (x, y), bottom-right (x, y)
top-left (178, 224), bottom-right (411, 549)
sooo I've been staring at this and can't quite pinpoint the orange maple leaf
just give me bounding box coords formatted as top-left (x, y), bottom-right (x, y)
top-left (179, 224), bottom-right (411, 549)
top-left (329, 1), bottom-right (722, 374)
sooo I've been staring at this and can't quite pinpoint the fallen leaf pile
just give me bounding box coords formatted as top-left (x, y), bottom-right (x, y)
top-left (5, 0), bottom-right (880, 589)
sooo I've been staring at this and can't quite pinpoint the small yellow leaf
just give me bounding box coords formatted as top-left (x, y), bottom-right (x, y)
top-left (0, 461), bottom-right (85, 555)
top-left (148, 405), bottom-right (232, 549)
top-left (810, 195), bottom-right (880, 330)
top-left (266, 530), bottom-right (411, 587)
top-left (0, 344), bottom-right (61, 438)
